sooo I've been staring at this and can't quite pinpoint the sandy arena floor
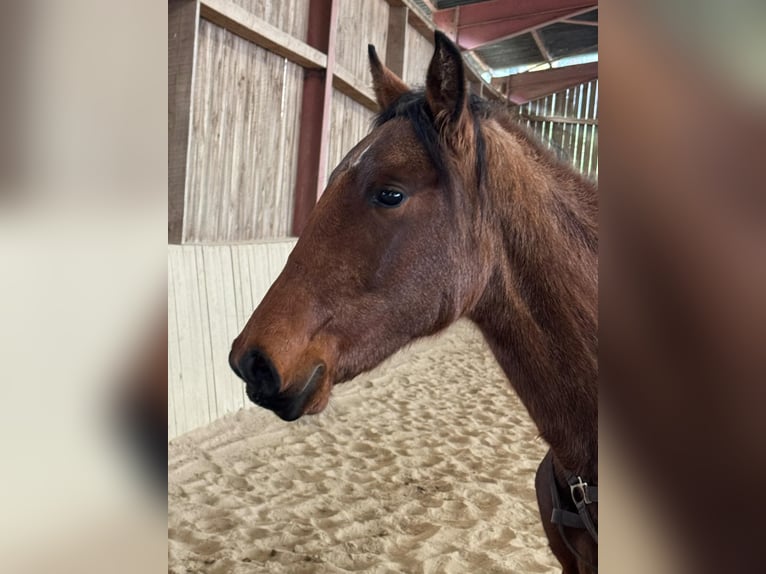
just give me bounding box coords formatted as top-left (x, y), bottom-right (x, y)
top-left (168, 320), bottom-right (558, 573)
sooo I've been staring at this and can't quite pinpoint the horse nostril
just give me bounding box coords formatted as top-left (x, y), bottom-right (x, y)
top-left (238, 349), bottom-right (281, 399)
top-left (228, 348), bottom-right (243, 379)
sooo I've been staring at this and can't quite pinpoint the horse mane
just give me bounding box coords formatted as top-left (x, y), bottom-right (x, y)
top-left (374, 89), bottom-right (593, 200)
top-left (377, 88), bottom-right (598, 476)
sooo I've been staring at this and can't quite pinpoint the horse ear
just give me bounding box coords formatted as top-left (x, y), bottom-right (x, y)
top-left (425, 32), bottom-right (468, 128)
top-left (368, 44), bottom-right (409, 110)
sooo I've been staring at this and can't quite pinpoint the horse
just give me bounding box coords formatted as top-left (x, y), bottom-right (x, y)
top-left (229, 32), bottom-right (598, 573)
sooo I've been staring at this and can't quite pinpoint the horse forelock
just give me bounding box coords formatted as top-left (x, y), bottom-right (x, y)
top-left (373, 90), bottom-right (492, 195)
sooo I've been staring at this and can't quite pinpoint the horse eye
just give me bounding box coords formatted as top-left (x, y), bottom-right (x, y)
top-left (373, 189), bottom-right (405, 208)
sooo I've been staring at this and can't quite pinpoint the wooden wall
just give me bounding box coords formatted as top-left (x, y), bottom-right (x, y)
top-left (326, 90), bottom-right (376, 186)
top-left (336, 0), bottom-right (390, 84)
top-left (514, 79), bottom-right (599, 179)
top-left (168, 241), bottom-right (297, 438)
top-left (170, 0), bottom-right (496, 246)
top-left (230, 0), bottom-right (310, 41)
top-left (184, 21), bottom-right (303, 242)
top-left (403, 24), bottom-right (432, 87)
top-left (167, 0), bottom-right (525, 440)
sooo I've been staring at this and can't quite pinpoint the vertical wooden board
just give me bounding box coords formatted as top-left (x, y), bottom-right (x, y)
top-left (591, 124), bottom-right (599, 177)
top-left (591, 79), bottom-right (599, 119)
top-left (246, 243), bottom-right (270, 308)
top-left (570, 84), bottom-right (584, 172)
top-left (234, 245), bottom-right (255, 405)
top-left (185, 21), bottom-right (302, 243)
top-left (578, 82), bottom-right (593, 173)
top-left (553, 86), bottom-right (567, 153)
top-left (229, 0), bottom-right (311, 42)
top-left (327, 90), bottom-right (375, 185)
top-left (202, 245), bottom-right (245, 418)
top-left (562, 88), bottom-right (573, 160)
top-left (544, 95), bottom-right (554, 143)
top-left (169, 0), bottom-right (199, 244)
top-left (403, 26), bottom-right (432, 87)
top-left (234, 243), bottom-right (256, 325)
top-left (231, 245), bottom-right (250, 405)
top-left (336, 0), bottom-right (390, 83)
top-left (567, 85), bottom-right (581, 167)
top-left (168, 249), bottom-right (183, 439)
top-left (386, 6), bottom-right (408, 78)
top-left (592, 80), bottom-right (599, 177)
top-left (194, 247), bottom-right (219, 421)
top-left (281, 58), bottom-right (304, 234)
top-left (170, 247), bottom-right (211, 434)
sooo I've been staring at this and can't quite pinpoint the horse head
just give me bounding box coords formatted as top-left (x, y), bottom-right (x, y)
top-left (229, 33), bottom-right (492, 420)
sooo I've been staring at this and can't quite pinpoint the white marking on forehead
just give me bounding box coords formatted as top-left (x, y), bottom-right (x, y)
top-left (349, 143), bottom-right (373, 169)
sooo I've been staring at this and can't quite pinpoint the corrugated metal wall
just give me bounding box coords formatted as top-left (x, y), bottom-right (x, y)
top-left (514, 79), bottom-right (599, 179)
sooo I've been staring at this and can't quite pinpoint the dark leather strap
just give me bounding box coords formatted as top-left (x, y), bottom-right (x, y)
top-left (551, 507), bottom-right (586, 529)
top-left (546, 450), bottom-right (598, 571)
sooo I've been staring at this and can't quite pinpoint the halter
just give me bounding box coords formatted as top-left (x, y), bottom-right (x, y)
top-left (546, 449), bottom-right (598, 571)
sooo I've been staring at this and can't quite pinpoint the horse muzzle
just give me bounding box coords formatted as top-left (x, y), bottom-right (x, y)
top-left (229, 346), bottom-right (328, 421)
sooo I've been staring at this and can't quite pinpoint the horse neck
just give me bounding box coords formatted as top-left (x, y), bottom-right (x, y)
top-left (469, 120), bottom-right (598, 478)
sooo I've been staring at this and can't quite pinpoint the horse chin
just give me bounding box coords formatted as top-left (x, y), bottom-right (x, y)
top-left (302, 378), bottom-right (332, 415)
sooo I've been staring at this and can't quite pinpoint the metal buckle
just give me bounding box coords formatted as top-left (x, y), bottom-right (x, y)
top-left (570, 476), bottom-right (592, 505)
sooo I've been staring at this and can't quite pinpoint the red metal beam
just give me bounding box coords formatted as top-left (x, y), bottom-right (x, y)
top-left (432, 0), bottom-right (597, 50)
top-left (291, 0), bottom-right (338, 236)
top-left (501, 62), bottom-right (597, 104)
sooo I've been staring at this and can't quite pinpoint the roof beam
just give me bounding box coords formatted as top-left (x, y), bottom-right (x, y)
top-left (500, 61), bottom-right (598, 104)
top-left (531, 29), bottom-right (553, 67)
top-left (561, 18), bottom-right (599, 26)
top-left (432, 0), bottom-right (597, 51)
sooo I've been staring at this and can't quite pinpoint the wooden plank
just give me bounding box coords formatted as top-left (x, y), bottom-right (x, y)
top-left (227, 0), bottom-right (311, 42)
top-left (200, 0), bottom-right (327, 69)
top-left (519, 114), bottom-right (598, 126)
top-left (403, 22), bottom-right (433, 86)
top-left (578, 81), bottom-right (593, 173)
top-left (185, 22), bottom-right (302, 242)
top-left (168, 0), bottom-right (199, 244)
top-left (169, 246), bottom-right (210, 433)
top-left (193, 247), bottom-right (218, 421)
top-left (588, 80), bottom-right (599, 176)
top-left (561, 18), bottom-right (598, 27)
top-left (333, 65), bottom-right (378, 112)
top-left (386, 6), bottom-right (409, 79)
top-left (327, 89), bottom-right (376, 183)
top-left (201, 246), bottom-right (240, 418)
top-left (336, 0), bottom-right (390, 87)
top-left (168, 251), bottom-right (182, 438)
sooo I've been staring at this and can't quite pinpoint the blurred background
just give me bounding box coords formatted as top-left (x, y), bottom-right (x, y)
top-left (0, 0), bottom-right (167, 572)
top-left (0, 0), bottom-right (764, 572)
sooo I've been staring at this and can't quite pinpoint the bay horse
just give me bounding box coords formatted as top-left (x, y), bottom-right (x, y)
top-left (230, 32), bottom-right (598, 573)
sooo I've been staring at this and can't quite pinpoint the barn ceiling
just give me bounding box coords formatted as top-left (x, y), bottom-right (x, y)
top-left (411, 0), bottom-right (599, 104)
